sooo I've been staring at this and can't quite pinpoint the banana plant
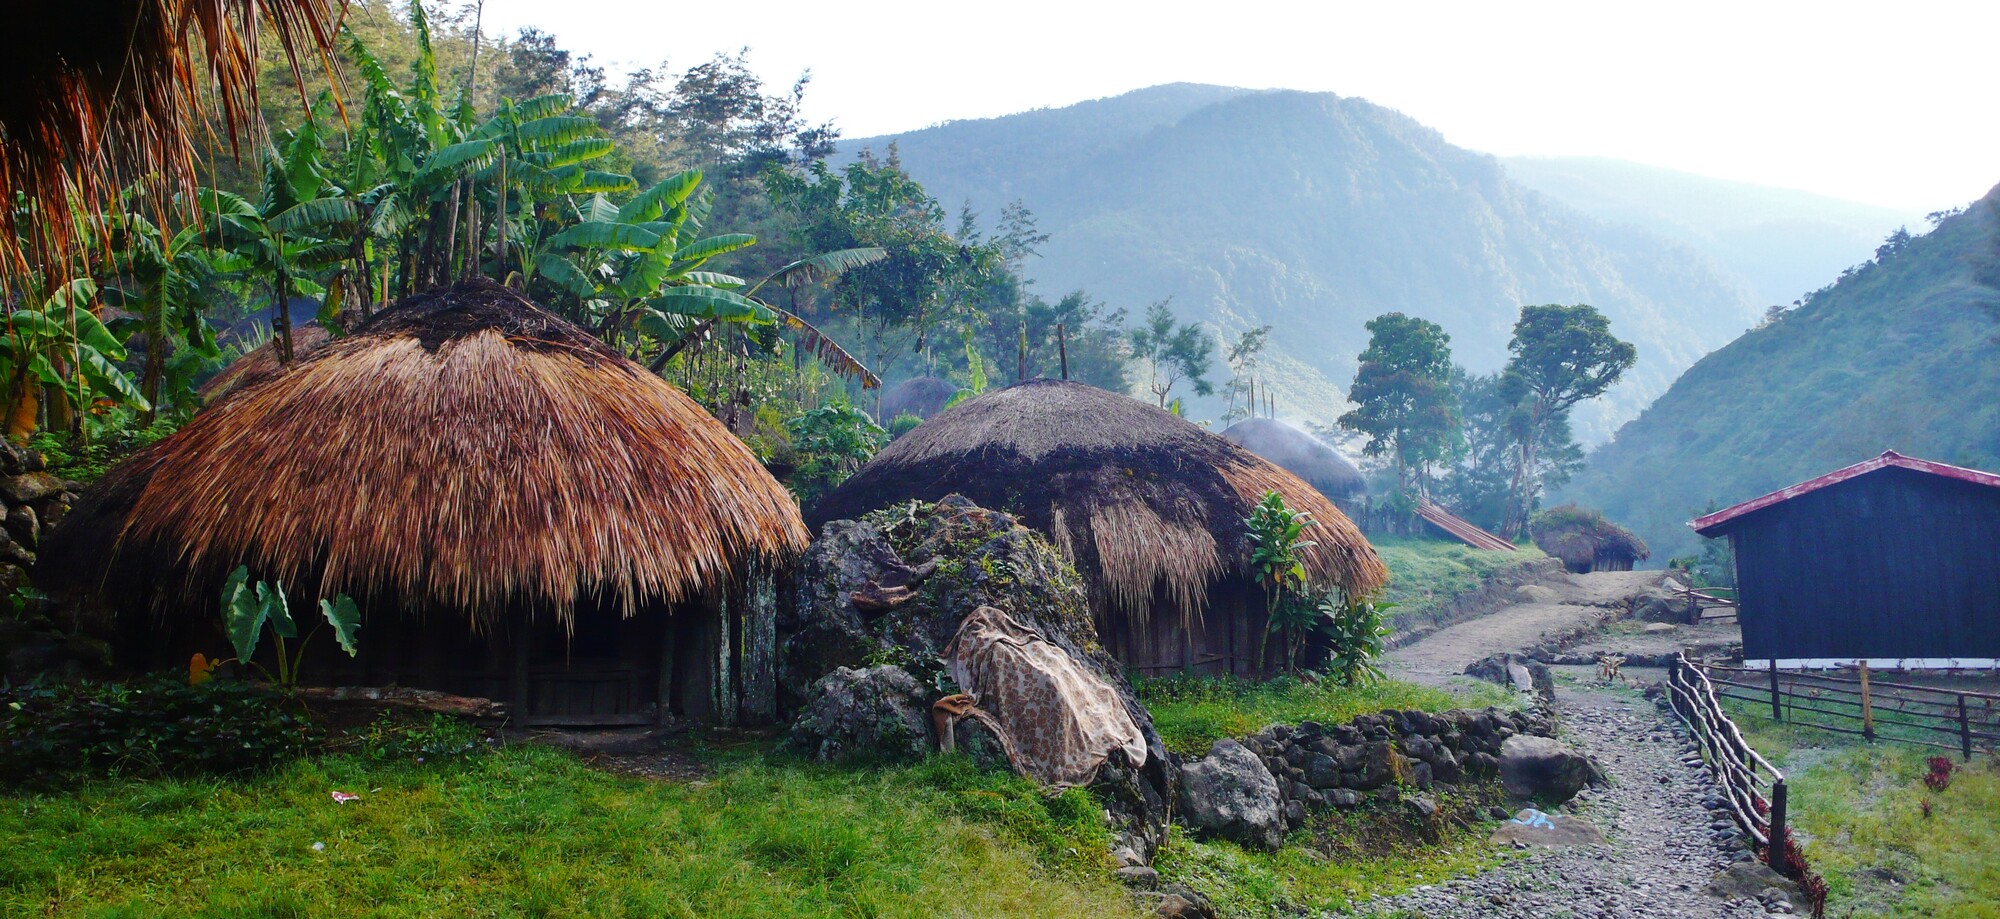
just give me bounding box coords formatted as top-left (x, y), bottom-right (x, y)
top-left (0, 277), bottom-right (150, 440)
top-left (97, 183), bottom-right (226, 419)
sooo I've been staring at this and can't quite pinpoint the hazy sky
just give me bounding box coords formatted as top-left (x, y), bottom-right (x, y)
top-left (478, 0), bottom-right (1996, 213)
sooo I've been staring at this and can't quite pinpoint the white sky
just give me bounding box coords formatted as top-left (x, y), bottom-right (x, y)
top-left (477, 0), bottom-right (1999, 213)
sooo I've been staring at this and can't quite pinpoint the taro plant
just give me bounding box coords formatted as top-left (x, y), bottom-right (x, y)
top-left (784, 401), bottom-right (886, 507)
top-left (1244, 490), bottom-right (1316, 673)
top-left (209, 566), bottom-right (361, 690)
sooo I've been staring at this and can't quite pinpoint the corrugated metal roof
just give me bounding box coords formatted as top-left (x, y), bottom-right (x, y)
top-left (1690, 450), bottom-right (2000, 536)
top-left (1415, 499), bottom-right (1519, 552)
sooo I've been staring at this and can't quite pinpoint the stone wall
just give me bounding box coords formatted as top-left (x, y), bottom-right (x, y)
top-left (0, 441), bottom-right (91, 681)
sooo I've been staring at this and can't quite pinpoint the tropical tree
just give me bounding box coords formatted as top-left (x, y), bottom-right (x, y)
top-left (1128, 300), bottom-right (1215, 410)
top-left (0, 278), bottom-right (150, 441)
top-left (97, 184), bottom-right (226, 419)
top-left (1338, 313), bottom-right (1461, 491)
top-left (1498, 304), bottom-right (1635, 536)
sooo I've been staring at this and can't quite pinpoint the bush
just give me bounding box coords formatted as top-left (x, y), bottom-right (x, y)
top-left (0, 677), bottom-right (319, 785)
top-left (342, 711), bottom-right (483, 765)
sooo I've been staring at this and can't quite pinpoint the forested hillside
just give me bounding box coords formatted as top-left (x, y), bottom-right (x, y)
top-left (1503, 156), bottom-right (1919, 310)
top-left (1559, 187), bottom-right (2000, 562)
top-left (845, 86), bottom-right (1760, 441)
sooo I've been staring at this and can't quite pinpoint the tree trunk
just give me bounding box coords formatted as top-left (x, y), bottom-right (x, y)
top-left (274, 271), bottom-right (295, 364)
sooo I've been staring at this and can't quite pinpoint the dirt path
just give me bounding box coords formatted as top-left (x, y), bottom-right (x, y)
top-left (1358, 573), bottom-right (1786, 918)
top-left (1385, 570), bottom-right (1662, 686)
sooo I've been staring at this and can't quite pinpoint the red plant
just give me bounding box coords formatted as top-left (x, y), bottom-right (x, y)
top-left (1766, 828), bottom-right (1829, 919)
top-left (1920, 798), bottom-right (1933, 819)
top-left (1923, 756), bottom-right (1956, 792)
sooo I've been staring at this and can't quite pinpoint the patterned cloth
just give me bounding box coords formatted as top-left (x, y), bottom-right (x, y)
top-left (942, 606), bottom-right (1148, 787)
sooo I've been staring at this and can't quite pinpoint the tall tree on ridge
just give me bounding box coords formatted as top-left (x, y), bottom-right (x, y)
top-left (1338, 312), bottom-right (1460, 492)
top-left (1499, 303), bottom-right (1635, 537)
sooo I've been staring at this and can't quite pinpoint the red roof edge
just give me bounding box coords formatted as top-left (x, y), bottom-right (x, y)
top-left (1415, 499), bottom-right (1519, 552)
top-left (1690, 450), bottom-right (2000, 535)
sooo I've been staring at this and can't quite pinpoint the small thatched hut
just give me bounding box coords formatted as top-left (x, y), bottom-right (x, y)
top-left (1529, 504), bottom-right (1649, 573)
top-left (808, 380), bottom-right (1388, 677)
top-left (877, 376), bottom-right (959, 424)
top-left (1219, 418), bottom-right (1366, 503)
top-left (43, 279), bottom-right (808, 725)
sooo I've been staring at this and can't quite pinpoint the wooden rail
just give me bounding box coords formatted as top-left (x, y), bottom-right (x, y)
top-left (1666, 653), bottom-right (1789, 865)
top-left (1672, 583), bottom-right (1739, 624)
top-left (1705, 661), bottom-right (2000, 760)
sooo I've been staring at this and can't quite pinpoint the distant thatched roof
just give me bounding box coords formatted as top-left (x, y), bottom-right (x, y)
top-left (198, 324), bottom-right (334, 402)
top-left (43, 278), bottom-right (808, 622)
top-left (809, 380), bottom-right (1387, 624)
top-left (878, 376), bottom-right (959, 423)
top-left (0, 0), bottom-right (343, 281)
top-left (1529, 504), bottom-right (1649, 568)
top-left (1219, 418), bottom-right (1365, 499)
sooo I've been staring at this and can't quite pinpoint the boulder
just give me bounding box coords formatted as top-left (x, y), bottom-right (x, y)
top-left (1488, 808), bottom-right (1607, 847)
top-left (1706, 860), bottom-right (1804, 902)
top-left (4, 504), bottom-right (35, 547)
top-left (787, 665), bottom-right (935, 763)
top-left (1499, 735), bottom-right (1603, 804)
top-left (0, 472), bottom-right (62, 505)
top-left (1465, 653), bottom-right (1554, 700)
top-left (1177, 739), bottom-right (1284, 851)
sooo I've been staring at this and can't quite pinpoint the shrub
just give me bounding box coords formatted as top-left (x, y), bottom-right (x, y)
top-left (0, 677), bottom-right (318, 785)
top-left (346, 711), bottom-right (483, 765)
top-left (1923, 755), bottom-right (1956, 792)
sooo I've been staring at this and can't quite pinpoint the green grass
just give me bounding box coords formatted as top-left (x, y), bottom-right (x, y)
top-left (1723, 700), bottom-right (2000, 919)
top-left (1373, 537), bottom-right (1543, 630)
top-left (1138, 674), bottom-right (1515, 757)
top-left (0, 743), bottom-right (1141, 919)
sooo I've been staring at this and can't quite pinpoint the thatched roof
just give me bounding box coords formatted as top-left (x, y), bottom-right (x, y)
top-left (809, 380), bottom-right (1387, 624)
top-left (43, 278), bottom-right (808, 623)
top-left (0, 0), bottom-right (342, 281)
top-left (878, 376), bottom-right (959, 423)
top-left (198, 324), bottom-right (334, 402)
top-left (1218, 418), bottom-right (1365, 499)
top-left (1529, 504), bottom-right (1649, 569)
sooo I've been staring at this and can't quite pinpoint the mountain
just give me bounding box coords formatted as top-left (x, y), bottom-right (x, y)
top-left (1503, 156), bottom-right (1922, 309)
top-left (1557, 188), bottom-right (2000, 563)
top-left (844, 85), bottom-right (1761, 442)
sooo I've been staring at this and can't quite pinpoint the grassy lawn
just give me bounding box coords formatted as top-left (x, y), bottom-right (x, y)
top-left (1372, 537), bottom-right (1543, 631)
top-left (0, 742), bottom-right (1141, 919)
top-left (1139, 674), bottom-right (1516, 757)
top-left (1723, 700), bottom-right (2000, 919)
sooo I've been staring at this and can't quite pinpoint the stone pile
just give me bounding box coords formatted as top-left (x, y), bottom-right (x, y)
top-left (0, 441), bottom-right (77, 590)
top-left (1177, 706), bottom-right (1582, 850)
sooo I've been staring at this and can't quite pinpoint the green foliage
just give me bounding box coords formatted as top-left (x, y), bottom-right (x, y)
top-left (0, 745), bottom-right (1139, 918)
top-left (886, 411), bottom-right (925, 439)
top-left (1220, 324), bottom-right (1271, 422)
top-left (784, 402), bottom-right (886, 507)
top-left (1136, 674), bottom-right (1511, 757)
top-left (1129, 299), bottom-right (1215, 409)
top-left (348, 712), bottom-right (484, 765)
top-left (220, 567), bottom-right (361, 689)
top-left (1497, 303), bottom-right (1635, 536)
top-left (1436, 368), bottom-right (1583, 533)
top-left (1318, 594), bottom-right (1393, 687)
top-left (0, 677), bottom-right (318, 785)
top-left (1244, 491), bottom-right (1315, 672)
top-left (29, 412), bottom-right (178, 483)
top-left (1338, 312), bottom-right (1461, 490)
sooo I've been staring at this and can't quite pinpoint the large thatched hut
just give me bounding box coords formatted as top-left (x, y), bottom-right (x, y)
top-left (1218, 418), bottom-right (1366, 503)
top-left (877, 376), bottom-right (959, 424)
top-left (42, 279), bottom-right (808, 725)
top-left (808, 380), bottom-right (1388, 677)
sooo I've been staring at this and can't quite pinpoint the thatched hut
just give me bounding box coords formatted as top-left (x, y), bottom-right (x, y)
top-left (808, 380), bottom-right (1388, 677)
top-left (0, 1), bottom-right (341, 280)
top-left (198, 324), bottom-right (334, 402)
top-left (1218, 418), bottom-right (1366, 503)
top-left (1529, 504), bottom-right (1649, 573)
top-left (42, 279), bottom-right (808, 725)
top-left (877, 376), bottom-right (959, 424)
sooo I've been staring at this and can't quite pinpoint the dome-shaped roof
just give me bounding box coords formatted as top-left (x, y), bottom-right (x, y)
top-left (1218, 418), bottom-right (1365, 499)
top-left (810, 380), bottom-right (1385, 622)
top-left (44, 279), bottom-right (807, 622)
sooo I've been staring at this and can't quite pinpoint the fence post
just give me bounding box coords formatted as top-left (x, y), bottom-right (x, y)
top-left (1768, 779), bottom-right (1789, 868)
top-left (1961, 694), bottom-right (1974, 762)
top-left (1858, 661), bottom-right (1874, 742)
top-left (1769, 658), bottom-right (1782, 722)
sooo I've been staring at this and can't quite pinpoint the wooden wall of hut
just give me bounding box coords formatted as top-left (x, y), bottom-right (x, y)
top-left (1096, 580), bottom-right (1275, 678)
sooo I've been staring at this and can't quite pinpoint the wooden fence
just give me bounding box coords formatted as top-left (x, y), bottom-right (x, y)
top-left (1701, 661), bottom-right (2000, 760)
top-left (1671, 583), bottom-right (1739, 624)
top-left (1665, 653), bottom-right (1790, 865)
